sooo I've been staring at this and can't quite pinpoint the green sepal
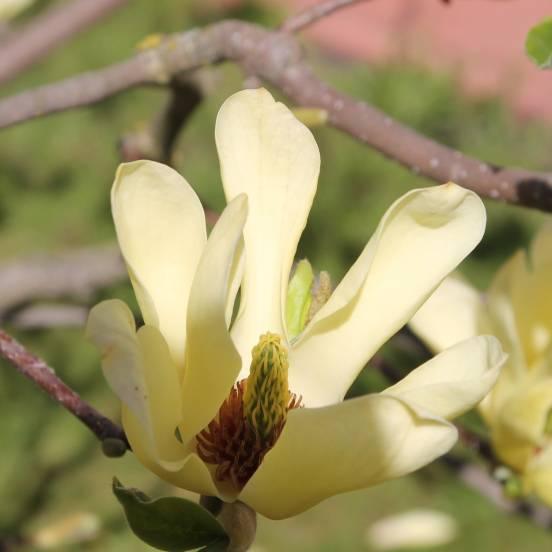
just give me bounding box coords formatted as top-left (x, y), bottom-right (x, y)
top-left (112, 478), bottom-right (229, 551)
top-left (286, 259), bottom-right (314, 339)
top-left (526, 17), bottom-right (552, 69)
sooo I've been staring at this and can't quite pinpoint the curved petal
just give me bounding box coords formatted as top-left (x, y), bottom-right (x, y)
top-left (215, 88), bottom-right (320, 370)
top-left (180, 195), bottom-right (248, 444)
top-left (384, 335), bottom-right (505, 420)
top-left (86, 300), bottom-right (183, 462)
top-left (496, 379), bottom-right (552, 447)
top-left (491, 423), bottom-right (534, 472)
top-left (409, 275), bottom-right (482, 354)
top-left (122, 406), bottom-right (222, 498)
top-left (479, 252), bottom-right (529, 423)
top-left (289, 184), bottom-right (486, 407)
top-left (112, 161), bottom-right (207, 368)
top-left (136, 325), bottom-right (186, 461)
top-left (512, 243), bottom-right (552, 365)
top-left (239, 394), bottom-right (456, 519)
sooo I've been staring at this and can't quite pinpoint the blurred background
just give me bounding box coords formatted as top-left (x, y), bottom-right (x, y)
top-left (1, 0), bottom-right (552, 550)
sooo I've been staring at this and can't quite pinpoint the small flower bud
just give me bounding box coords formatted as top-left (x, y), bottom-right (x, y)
top-left (101, 437), bottom-right (128, 458)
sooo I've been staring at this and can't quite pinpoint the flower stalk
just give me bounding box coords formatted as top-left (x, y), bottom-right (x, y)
top-left (200, 497), bottom-right (257, 552)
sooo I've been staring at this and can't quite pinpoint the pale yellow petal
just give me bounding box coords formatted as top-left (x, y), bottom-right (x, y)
top-left (112, 161), bottom-right (206, 368)
top-left (409, 274), bottom-right (482, 353)
top-left (488, 376), bottom-right (552, 471)
top-left (486, 236), bottom-right (552, 373)
top-left (225, 244), bottom-right (244, 327)
top-left (514, 242), bottom-right (552, 364)
top-left (240, 394), bottom-right (456, 519)
top-left (122, 406), bottom-right (222, 498)
top-left (491, 423), bottom-right (534, 472)
top-left (215, 88), bottom-right (320, 370)
top-left (86, 300), bottom-right (182, 462)
top-left (384, 335), bottom-right (504, 420)
top-left (136, 325), bottom-right (185, 461)
top-left (180, 195), bottom-right (248, 443)
top-left (524, 445), bottom-right (552, 507)
top-left (495, 379), bottom-right (552, 446)
top-left (86, 299), bottom-right (147, 433)
top-left (289, 184), bottom-right (486, 407)
top-left (480, 252), bottom-right (529, 423)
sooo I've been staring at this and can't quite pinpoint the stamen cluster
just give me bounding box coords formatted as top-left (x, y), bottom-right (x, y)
top-left (196, 380), bottom-right (301, 489)
top-left (196, 333), bottom-right (301, 489)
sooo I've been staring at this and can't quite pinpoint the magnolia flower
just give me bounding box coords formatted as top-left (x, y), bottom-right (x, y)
top-left (411, 225), bottom-right (552, 505)
top-left (87, 88), bottom-right (504, 520)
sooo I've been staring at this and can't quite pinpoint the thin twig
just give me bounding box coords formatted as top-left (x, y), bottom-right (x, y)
top-left (0, 0), bottom-right (128, 85)
top-left (119, 74), bottom-right (204, 165)
top-left (281, 0), bottom-right (369, 33)
top-left (0, 21), bottom-right (550, 211)
top-left (0, 329), bottom-right (129, 448)
top-left (8, 303), bottom-right (88, 329)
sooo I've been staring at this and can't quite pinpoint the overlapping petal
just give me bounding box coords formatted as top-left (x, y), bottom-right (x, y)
top-left (478, 252), bottom-right (528, 423)
top-left (289, 183), bottom-right (486, 407)
top-left (384, 335), bottom-right (505, 420)
top-left (513, 248), bottom-right (552, 366)
top-left (409, 275), bottom-right (482, 353)
top-left (111, 161), bottom-right (206, 368)
top-left (240, 394), bottom-right (456, 519)
top-left (180, 195), bottom-right (248, 444)
top-left (215, 88), bottom-right (320, 372)
top-left (495, 380), bottom-right (552, 447)
top-left (122, 406), bottom-right (221, 498)
top-left (86, 299), bottom-right (182, 462)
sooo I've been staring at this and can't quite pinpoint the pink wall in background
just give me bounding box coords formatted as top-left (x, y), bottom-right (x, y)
top-left (281, 0), bottom-right (552, 121)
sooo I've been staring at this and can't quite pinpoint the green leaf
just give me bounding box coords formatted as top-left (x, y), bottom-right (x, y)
top-left (286, 259), bottom-right (314, 339)
top-left (112, 478), bottom-right (229, 551)
top-left (525, 17), bottom-right (552, 69)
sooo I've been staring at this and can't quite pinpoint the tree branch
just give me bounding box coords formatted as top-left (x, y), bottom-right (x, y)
top-left (0, 329), bottom-right (128, 448)
top-left (8, 303), bottom-right (87, 329)
top-left (0, 245), bottom-right (126, 317)
top-left (0, 0), bottom-right (128, 85)
top-left (119, 74), bottom-right (205, 165)
top-left (0, 21), bottom-right (550, 211)
top-left (281, 0), bottom-right (368, 33)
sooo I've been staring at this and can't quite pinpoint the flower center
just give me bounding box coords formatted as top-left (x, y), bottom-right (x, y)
top-left (196, 332), bottom-right (301, 490)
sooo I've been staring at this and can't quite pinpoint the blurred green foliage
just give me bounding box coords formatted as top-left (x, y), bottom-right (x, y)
top-left (526, 17), bottom-right (552, 69)
top-left (1, 0), bottom-right (552, 550)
